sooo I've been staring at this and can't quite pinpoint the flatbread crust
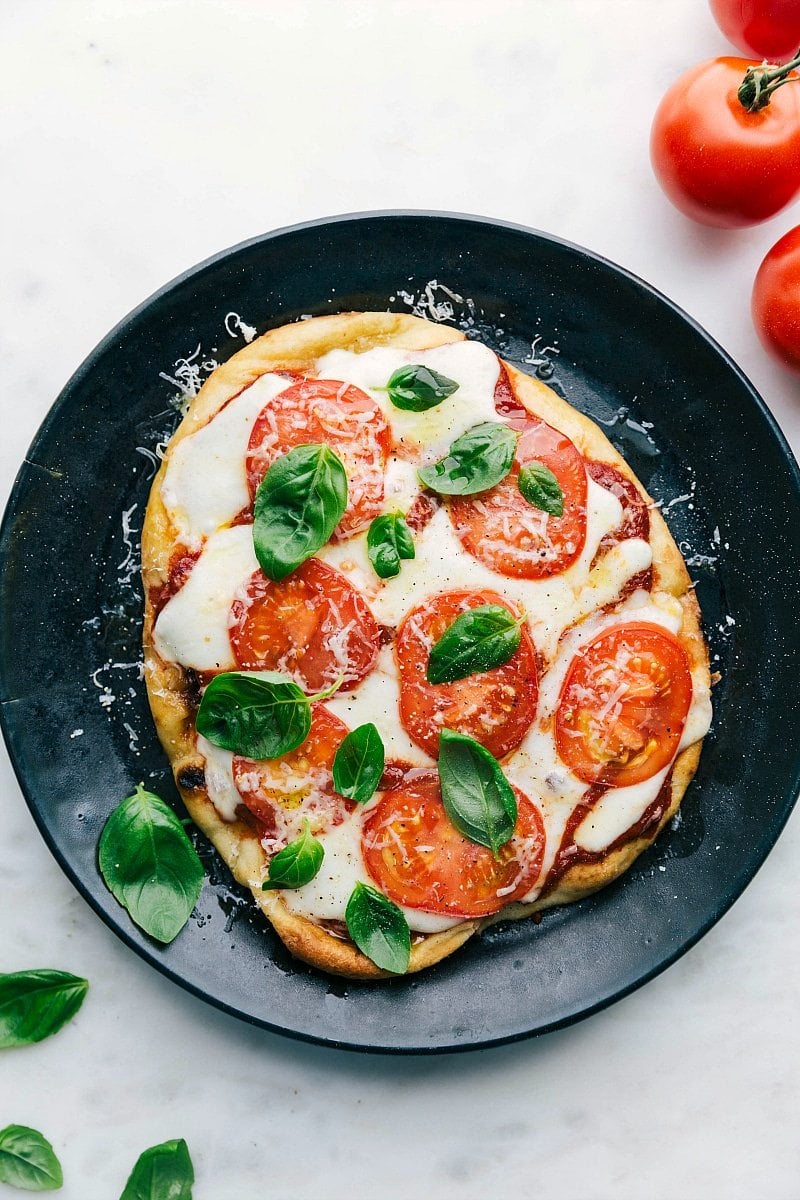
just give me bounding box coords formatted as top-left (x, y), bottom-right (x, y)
top-left (142, 312), bottom-right (709, 979)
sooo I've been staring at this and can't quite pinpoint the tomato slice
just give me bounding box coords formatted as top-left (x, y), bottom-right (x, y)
top-left (362, 771), bottom-right (545, 918)
top-left (555, 622), bottom-right (693, 787)
top-left (396, 591), bottom-right (538, 759)
top-left (233, 704), bottom-right (353, 844)
top-left (449, 419), bottom-right (588, 578)
top-left (229, 558), bottom-right (380, 692)
top-left (246, 378), bottom-right (391, 538)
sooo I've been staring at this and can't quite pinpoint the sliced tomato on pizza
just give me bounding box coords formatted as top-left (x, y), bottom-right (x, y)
top-left (229, 558), bottom-right (381, 692)
top-left (233, 704), bottom-right (353, 844)
top-left (449, 418), bottom-right (588, 578)
top-left (396, 590), bottom-right (538, 759)
top-left (555, 622), bottom-right (693, 787)
top-left (362, 771), bottom-right (545, 919)
top-left (246, 378), bottom-right (391, 538)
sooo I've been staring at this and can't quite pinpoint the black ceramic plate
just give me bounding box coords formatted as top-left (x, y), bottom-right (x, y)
top-left (1, 212), bottom-right (799, 1054)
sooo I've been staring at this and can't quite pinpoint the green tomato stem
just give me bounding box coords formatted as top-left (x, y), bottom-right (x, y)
top-left (738, 48), bottom-right (800, 112)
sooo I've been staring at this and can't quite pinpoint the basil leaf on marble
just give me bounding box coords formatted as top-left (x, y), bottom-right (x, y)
top-left (384, 364), bottom-right (459, 412)
top-left (196, 671), bottom-right (341, 760)
top-left (417, 422), bottom-right (518, 496)
top-left (517, 460), bottom-right (564, 517)
top-left (332, 723), bottom-right (385, 804)
top-left (367, 512), bottom-right (415, 580)
top-left (253, 443), bottom-right (347, 581)
top-left (426, 605), bottom-right (525, 685)
top-left (345, 883), bottom-right (410, 974)
top-left (0, 970), bottom-right (88, 1049)
top-left (437, 729), bottom-right (517, 858)
top-left (98, 786), bottom-right (203, 944)
top-left (262, 821), bottom-right (324, 891)
top-left (0, 1125), bottom-right (63, 1192)
top-left (119, 1138), bottom-right (194, 1200)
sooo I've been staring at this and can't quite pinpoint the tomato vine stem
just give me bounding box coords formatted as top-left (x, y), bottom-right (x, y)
top-left (738, 48), bottom-right (800, 112)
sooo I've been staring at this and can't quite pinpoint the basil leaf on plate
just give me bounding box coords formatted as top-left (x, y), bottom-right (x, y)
top-left (426, 605), bottom-right (524, 685)
top-left (0, 1125), bottom-right (63, 1192)
top-left (119, 1138), bottom-right (194, 1200)
top-left (367, 512), bottom-right (415, 580)
top-left (0, 970), bottom-right (88, 1049)
top-left (196, 671), bottom-right (329, 760)
top-left (332, 723), bottom-right (385, 803)
top-left (437, 729), bottom-right (517, 857)
top-left (98, 786), bottom-right (204, 944)
top-left (262, 821), bottom-right (324, 891)
top-left (417, 421), bottom-right (518, 496)
top-left (345, 883), bottom-right (410, 974)
top-left (517, 461), bottom-right (564, 517)
top-left (253, 443), bottom-right (348, 581)
top-left (384, 364), bottom-right (459, 412)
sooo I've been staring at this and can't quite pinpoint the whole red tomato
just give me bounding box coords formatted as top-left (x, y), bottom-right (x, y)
top-left (752, 225), bottom-right (800, 371)
top-left (650, 56), bottom-right (800, 227)
top-left (709, 0), bottom-right (800, 63)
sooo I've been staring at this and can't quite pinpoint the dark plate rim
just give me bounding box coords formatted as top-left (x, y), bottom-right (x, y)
top-left (2, 209), bottom-right (799, 1055)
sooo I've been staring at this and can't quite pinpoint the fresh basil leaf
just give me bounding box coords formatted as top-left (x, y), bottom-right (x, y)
top-left (518, 460), bottom-right (564, 517)
top-left (119, 1138), bottom-right (194, 1200)
top-left (438, 729), bottom-right (517, 857)
top-left (0, 1126), bottom-right (63, 1192)
top-left (98, 786), bottom-right (204, 944)
top-left (253, 443), bottom-right (347, 582)
top-left (384, 364), bottom-right (459, 412)
top-left (332, 723), bottom-right (385, 803)
top-left (0, 970), bottom-right (88, 1049)
top-left (262, 820), bottom-right (324, 890)
top-left (417, 422), bottom-right (518, 496)
top-left (427, 605), bottom-right (524, 685)
top-left (367, 512), bottom-right (415, 580)
top-left (196, 671), bottom-right (311, 760)
top-left (345, 883), bottom-right (410, 974)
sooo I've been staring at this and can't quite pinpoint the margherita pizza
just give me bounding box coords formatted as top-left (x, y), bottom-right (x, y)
top-left (142, 312), bottom-right (712, 978)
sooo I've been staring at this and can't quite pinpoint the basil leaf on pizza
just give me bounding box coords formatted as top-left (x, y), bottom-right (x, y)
top-left (426, 605), bottom-right (525, 684)
top-left (119, 1138), bottom-right (194, 1200)
top-left (518, 460), bottom-right (564, 517)
top-left (367, 512), bottom-right (415, 579)
top-left (196, 671), bottom-right (312, 759)
top-left (262, 821), bottom-right (324, 890)
top-left (384, 364), bottom-right (459, 412)
top-left (417, 421), bottom-right (518, 495)
top-left (0, 1125), bottom-right (63, 1192)
top-left (437, 729), bottom-right (517, 857)
top-left (332, 723), bottom-right (385, 803)
top-left (0, 970), bottom-right (88, 1049)
top-left (345, 883), bottom-right (411, 974)
top-left (98, 786), bottom-right (204, 944)
top-left (253, 443), bottom-right (347, 581)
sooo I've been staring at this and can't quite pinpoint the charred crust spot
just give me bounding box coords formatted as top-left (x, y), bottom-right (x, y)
top-left (183, 668), bottom-right (203, 711)
top-left (177, 765), bottom-right (206, 791)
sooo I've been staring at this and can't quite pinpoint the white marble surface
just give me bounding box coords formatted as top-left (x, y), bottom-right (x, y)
top-left (1, 2), bottom-right (799, 1197)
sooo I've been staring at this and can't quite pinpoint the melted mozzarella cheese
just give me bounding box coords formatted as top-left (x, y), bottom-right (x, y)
top-left (315, 341), bottom-right (501, 459)
top-left (324, 479), bottom-right (647, 663)
top-left (153, 524), bottom-right (257, 670)
top-left (160, 373), bottom-right (291, 546)
top-left (325, 644), bottom-right (432, 767)
top-left (198, 735), bottom-right (239, 821)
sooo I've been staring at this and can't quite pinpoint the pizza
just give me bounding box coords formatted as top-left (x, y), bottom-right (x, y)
top-left (141, 311), bottom-right (712, 979)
